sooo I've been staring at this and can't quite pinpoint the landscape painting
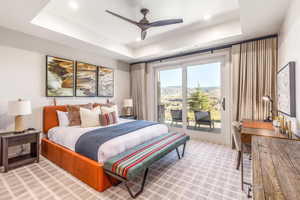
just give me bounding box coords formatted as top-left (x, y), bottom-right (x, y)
top-left (46, 56), bottom-right (74, 97)
top-left (76, 62), bottom-right (97, 97)
top-left (98, 67), bottom-right (114, 97)
top-left (277, 62), bottom-right (296, 117)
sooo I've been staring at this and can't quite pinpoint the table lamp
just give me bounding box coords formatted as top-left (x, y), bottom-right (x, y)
top-left (8, 99), bottom-right (32, 133)
top-left (262, 95), bottom-right (273, 122)
top-left (123, 99), bottom-right (133, 116)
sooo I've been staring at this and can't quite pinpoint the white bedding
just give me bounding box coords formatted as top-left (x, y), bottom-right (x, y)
top-left (48, 119), bottom-right (168, 163)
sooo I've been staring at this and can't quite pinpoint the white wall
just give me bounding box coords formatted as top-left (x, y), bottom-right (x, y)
top-left (0, 28), bottom-right (130, 132)
top-left (278, 0), bottom-right (300, 135)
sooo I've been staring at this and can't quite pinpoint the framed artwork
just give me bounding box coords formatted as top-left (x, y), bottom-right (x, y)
top-left (75, 61), bottom-right (98, 97)
top-left (46, 56), bottom-right (74, 97)
top-left (98, 67), bottom-right (114, 97)
top-left (277, 62), bottom-right (296, 117)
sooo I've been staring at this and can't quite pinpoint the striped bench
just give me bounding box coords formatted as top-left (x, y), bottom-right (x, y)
top-left (104, 132), bottom-right (190, 198)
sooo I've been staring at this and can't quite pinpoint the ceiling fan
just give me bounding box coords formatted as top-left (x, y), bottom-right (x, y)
top-left (105, 8), bottom-right (183, 40)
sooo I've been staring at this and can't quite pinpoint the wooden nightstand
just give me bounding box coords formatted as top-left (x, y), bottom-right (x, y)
top-left (0, 130), bottom-right (40, 172)
top-left (120, 115), bottom-right (137, 120)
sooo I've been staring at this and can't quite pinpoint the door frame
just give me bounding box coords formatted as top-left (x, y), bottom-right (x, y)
top-left (153, 51), bottom-right (232, 146)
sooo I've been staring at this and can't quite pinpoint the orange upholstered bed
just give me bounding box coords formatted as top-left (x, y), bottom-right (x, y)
top-left (41, 105), bottom-right (114, 192)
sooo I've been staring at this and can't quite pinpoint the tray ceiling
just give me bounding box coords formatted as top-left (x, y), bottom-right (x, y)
top-left (0, 0), bottom-right (291, 62)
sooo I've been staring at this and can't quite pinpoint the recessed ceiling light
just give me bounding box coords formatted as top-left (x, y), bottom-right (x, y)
top-left (203, 15), bottom-right (212, 21)
top-left (69, 1), bottom-right (79, 10)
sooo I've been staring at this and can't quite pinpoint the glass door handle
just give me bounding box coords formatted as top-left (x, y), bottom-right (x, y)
top-left (222, 98), bottom-right (226, 111)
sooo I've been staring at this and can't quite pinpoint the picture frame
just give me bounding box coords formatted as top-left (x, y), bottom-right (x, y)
top-left (277, 61), bottom-right (296, 117)
top-left (75, 61), bottom-right (98, 97)
top-left (46, 56), bottom-right (75, 97)
top-left (98, 67), bottom-right (114, 97)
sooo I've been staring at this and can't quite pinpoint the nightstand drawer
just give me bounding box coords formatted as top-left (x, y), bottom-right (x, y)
top-left (5, 134), bottom-right (37, 147)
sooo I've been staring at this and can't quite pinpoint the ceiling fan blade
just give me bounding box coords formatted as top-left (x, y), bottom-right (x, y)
top-left (141, 30), bottom-right (147, 40)
top-left (150, 19), bottom-right (183, 27)
top-left (106, 10), bottom-right (138, 26)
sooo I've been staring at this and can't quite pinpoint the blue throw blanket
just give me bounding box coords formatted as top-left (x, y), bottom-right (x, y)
top-left (75, 120), bottom-right (159, 161)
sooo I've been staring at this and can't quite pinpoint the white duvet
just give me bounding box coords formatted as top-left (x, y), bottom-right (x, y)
top-left (48, 119), bottom-right (168, 163)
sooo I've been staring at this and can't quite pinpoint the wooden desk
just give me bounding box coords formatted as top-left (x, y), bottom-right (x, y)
top-left (242, 120), bottom-right (299, 143)
top-left (243, 120), bottom-right (274, 130)
top-left (252, 136), bottom-right (300, 200)
top-left (240, 120), bottom-right (289, 192)
top-left (241, 120), bottom-right (288, 144)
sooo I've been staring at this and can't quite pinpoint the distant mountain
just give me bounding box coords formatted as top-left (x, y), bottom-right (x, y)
top-left (160, 86), bottom-right (182, 96)
top-left (160, 86), bottom-right (220, 97)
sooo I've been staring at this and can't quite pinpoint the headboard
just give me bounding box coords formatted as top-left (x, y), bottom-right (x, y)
top-left (43, 105), bottom-right (67, 134)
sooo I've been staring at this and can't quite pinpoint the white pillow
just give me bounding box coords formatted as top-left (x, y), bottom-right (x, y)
top-left (80, 106), bottom-right (101, 128)
top-left (56, 111), bottom-right (69, 127)
top-left (101, 105), bottom-right (119, 121)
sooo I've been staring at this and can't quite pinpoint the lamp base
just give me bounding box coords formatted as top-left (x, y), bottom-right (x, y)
top-left (15, 115), bottom-right (25, 133)
top-left (124, 107), bottom-right (132, 116)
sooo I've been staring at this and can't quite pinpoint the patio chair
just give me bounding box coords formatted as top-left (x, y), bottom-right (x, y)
top-left (194, 111), bottom-right (214, 129)
top-left (170, 110), bottom-right (183, 125)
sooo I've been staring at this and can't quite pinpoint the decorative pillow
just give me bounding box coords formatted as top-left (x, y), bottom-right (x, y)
top-left (100, 111), bottom-right (117, 126)
top-left (93, 103), bottom-right (114, 107)
top-left (101, 105), bottom-right (119, 121)
top-left (80, 106), bottom-right (101, 128)
top-left (67, 103), bottom-right (93, 126)
top-left (56, 111), bottom-right (69, 127)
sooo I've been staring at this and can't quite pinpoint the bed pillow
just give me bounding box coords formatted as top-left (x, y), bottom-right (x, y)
top-left (101, 105), bottom-right (119, 121)
top-left (67, 103), bottom-right (93, 126)
top-left (93, 102), bottom-right (115, 108)
top-left (56, 111), bottom-right (69, 127)
top-left (100, 111), bottom-right (118, 126)
top-left (80, 106), bottom-right (101, 128)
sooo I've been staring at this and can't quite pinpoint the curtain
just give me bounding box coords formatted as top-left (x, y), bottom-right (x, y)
top-left (232, 38), bottom-right (278, 121)
top-left (130, 63), bottom-right (147, 120)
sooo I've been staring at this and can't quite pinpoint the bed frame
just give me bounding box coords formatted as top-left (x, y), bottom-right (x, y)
top-left (41, 105), bottom-right (114, 192)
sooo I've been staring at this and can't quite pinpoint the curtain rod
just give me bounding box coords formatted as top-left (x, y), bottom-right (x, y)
top-left (130, 34), bottom-right (278, 65)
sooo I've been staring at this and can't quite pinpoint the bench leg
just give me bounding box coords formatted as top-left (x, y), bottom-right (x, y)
top-left (124, 168), bottom-right (149, 199)
top-left (176, 148), bottom-right (181, 159)
top-left (182, 142), bottom-right (186, 158)
top-left (175, 142), bottom-right (187, 160)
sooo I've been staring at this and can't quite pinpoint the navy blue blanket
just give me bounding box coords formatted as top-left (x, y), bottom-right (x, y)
top-left (75, 120), bottom-right (158, 161)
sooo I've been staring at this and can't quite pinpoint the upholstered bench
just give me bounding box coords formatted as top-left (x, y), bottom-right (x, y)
top-left (104, 132), bottom-right (190, 198)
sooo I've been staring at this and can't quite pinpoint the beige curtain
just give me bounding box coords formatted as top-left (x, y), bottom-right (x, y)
top-left (232, 38), bottom-right (278, 121)
top-left (130, 63), bottom-right (147, 120)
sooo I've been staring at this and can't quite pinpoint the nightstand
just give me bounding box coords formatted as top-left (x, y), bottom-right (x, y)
top-left (120, 115), bottom-right (137, 120)
top-left (0, 130), bottom-right (40, 172)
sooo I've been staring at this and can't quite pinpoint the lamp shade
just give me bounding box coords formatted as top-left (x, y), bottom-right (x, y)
top-left (8, 100), bottom-right (32, 116)
top-left (123, 99), bottom-right (133, 107)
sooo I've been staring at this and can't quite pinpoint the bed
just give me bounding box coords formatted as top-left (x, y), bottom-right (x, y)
top-left (41, 105), bottom-right (168, 192)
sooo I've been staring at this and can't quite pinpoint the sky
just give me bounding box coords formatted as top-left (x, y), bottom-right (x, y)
top-left (159, 62), bottom-right (221, 88)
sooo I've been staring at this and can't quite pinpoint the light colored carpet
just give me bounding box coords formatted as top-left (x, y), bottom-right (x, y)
top-left (0, 140), bottom-right (251, 200)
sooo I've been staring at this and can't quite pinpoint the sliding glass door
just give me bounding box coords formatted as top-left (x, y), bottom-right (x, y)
top-left (186, 62), bottom-right (222, 133)
top-left (156, 57), bottom-right (229, 144)
top-left (157, 67), bottom-right (183, 128)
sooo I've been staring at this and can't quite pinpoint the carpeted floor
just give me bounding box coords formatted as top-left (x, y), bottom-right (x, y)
top-left (0, 140), bottom-right (251, 200)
